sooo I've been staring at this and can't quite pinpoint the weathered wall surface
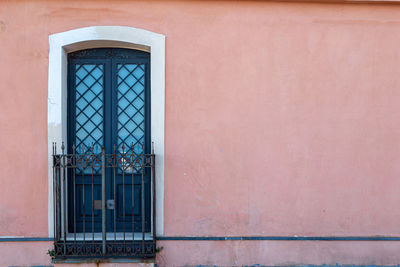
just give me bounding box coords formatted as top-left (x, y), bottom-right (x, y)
top-left (1, 0), bottom-right (400, 265)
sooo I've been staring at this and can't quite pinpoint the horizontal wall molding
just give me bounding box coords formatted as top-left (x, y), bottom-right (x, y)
top-left (0, 237), bottom-right (53, 242)
top-left (158, 236), bottom-right (400, 241)
top-left (4, 236), bottom-right (400, 242)
top-left (271, 0), bottom-right (400, 4)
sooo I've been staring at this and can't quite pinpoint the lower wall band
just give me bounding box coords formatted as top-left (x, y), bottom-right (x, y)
top-left (2, 236), bottom-right (400, 242)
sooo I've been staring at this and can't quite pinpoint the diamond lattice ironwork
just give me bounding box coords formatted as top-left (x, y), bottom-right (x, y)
top-left (75, 64), bottom-right (104, 154)
top-left (117, 64), bottom-right (145, 156)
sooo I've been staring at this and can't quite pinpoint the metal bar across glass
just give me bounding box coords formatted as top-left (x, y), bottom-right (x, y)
top-left (52, 142), bottom-right (156, 259)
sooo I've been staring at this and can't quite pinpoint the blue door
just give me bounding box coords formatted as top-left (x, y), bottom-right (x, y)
top-left (67, 48), bottom-right (151, 233)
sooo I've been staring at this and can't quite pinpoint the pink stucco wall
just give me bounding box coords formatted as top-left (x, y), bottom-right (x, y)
top-left (1, 0), bottom-right (400, 265)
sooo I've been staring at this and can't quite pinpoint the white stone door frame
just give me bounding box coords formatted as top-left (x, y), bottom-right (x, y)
top-left (47, 26), bottom-right (165, 237)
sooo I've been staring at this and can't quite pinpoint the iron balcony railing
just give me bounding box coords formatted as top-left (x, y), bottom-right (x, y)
top-left (52, 143), bottom-right (156, 259)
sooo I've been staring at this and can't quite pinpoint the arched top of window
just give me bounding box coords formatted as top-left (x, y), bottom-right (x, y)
top-left (69, 47), bottom-right (149, 59)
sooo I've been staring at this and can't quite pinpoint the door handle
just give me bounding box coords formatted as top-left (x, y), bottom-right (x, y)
top-left (106, 199), bottom-right (115, 210)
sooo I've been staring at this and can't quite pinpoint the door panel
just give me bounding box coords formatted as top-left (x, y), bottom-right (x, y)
top-left (68, 48), bottom-right (151, 234)
top-left (75, 183), bottom-right (102, 233)
top-left (68, 60), bottom-right (109, 233)
top-left (113, 60), bottom-right (151, 232)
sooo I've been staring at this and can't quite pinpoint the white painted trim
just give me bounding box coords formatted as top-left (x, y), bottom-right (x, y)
top-left (48, 26), bottom-right (165, 237)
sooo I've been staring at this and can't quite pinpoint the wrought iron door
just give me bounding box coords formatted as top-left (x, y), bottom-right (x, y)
top-left (67, 48), bottom-right (151, 234)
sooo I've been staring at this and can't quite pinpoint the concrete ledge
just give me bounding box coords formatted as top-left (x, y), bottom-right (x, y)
top-left (52, 258), bottom-right (154, 264)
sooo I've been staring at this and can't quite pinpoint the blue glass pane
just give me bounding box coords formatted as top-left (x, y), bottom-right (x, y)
top-left (75, 64), bottom-right (104, 154)
top-left (117, 64), bottom-right (145, 156)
